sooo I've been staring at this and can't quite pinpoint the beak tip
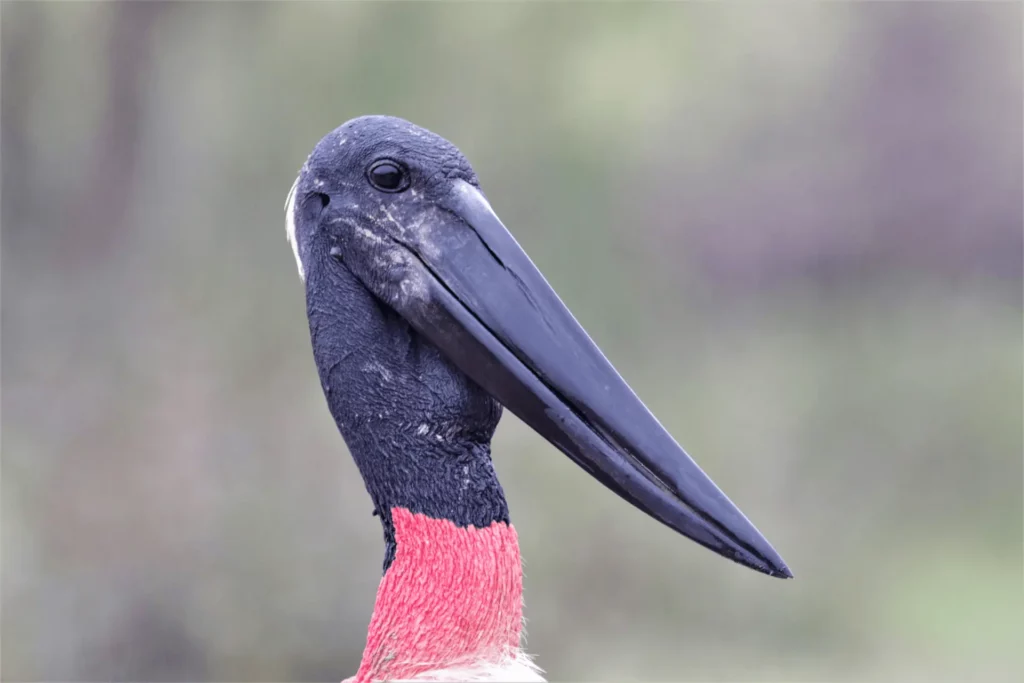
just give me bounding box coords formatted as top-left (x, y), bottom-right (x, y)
top-left (760, 550), bottom-right (793, 579)
top-left (740, 533), bottom-right (792, 579)
top-left (773, 565), bottom-right (795, 579)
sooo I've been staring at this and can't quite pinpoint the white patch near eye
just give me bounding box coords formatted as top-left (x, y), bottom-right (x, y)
top-left (284, 175), bottom-right (305, 281)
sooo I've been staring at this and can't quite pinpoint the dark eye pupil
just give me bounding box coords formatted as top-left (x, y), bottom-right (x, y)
top-left (369, 162), bottom-right (404, 191)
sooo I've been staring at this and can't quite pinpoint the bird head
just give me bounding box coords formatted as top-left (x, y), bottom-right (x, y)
top-left (286, 115), bottom-right (791, 579)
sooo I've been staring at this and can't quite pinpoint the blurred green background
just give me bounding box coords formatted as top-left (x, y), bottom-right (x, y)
top-left (2, 2), bottom-right (1021, 681)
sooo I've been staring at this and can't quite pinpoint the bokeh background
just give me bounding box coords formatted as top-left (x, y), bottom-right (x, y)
top-left (3, 2), bottom-right (1022, 681)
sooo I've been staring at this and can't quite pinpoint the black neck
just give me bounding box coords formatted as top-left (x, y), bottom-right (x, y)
top-left (305, 257), bottom-right (510, 572)
top-left (337, 422), bottom-right (510, 570)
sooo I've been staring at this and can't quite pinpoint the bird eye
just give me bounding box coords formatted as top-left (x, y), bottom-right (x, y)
top-left (367, 160), bottom-right (408, 193)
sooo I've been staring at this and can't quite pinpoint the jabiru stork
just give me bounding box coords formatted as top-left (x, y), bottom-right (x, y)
top-left (284, 115), bottom-right (791, 682)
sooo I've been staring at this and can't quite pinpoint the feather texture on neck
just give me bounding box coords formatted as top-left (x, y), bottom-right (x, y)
top-left (350, 508), bottom-right (544, 683)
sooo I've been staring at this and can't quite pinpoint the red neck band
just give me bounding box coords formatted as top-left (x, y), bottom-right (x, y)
top-left (353, 507), bottom-right (524, 682)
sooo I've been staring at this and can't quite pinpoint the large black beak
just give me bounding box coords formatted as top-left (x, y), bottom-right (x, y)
top-left (369, 180), bottom-right (791, 578)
